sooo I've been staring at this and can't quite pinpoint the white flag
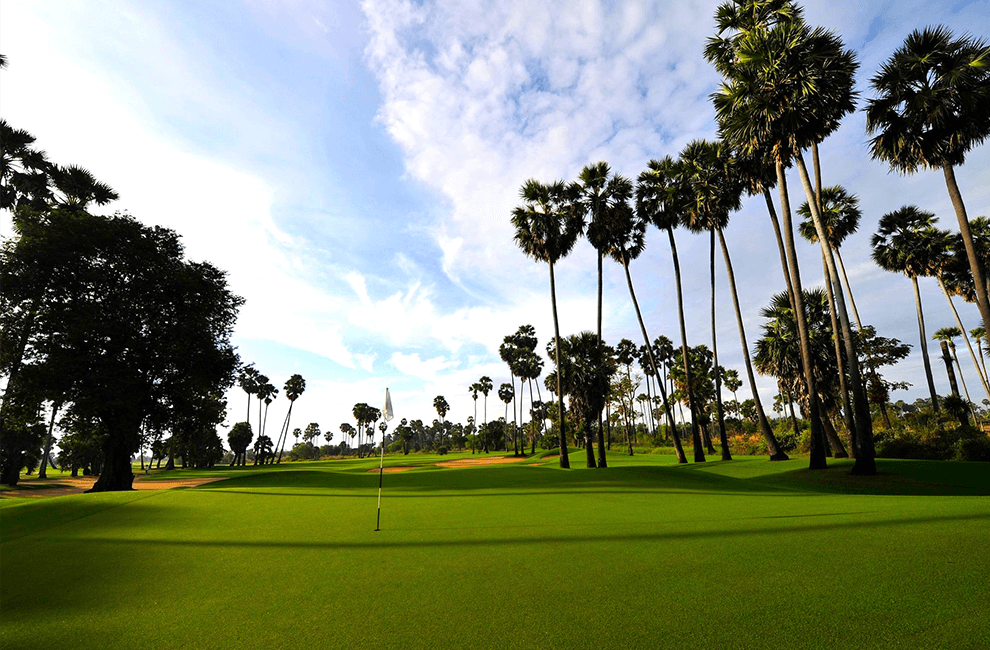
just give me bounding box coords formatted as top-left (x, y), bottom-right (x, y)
top-left (383, 388), bottom-right (394, 421)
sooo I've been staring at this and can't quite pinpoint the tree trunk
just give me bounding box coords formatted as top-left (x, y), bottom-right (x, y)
top-left (549, 261), bottom-right (570, 468)
top-left (88, 412), bottom-right (141, 492)
top-left (821, 410), bottom-right (848, 458)
top-left (710, 228), bottom-right (731, 461)
top-left (796, 152), bottom-right (873, 473)
top-left (822, 250), bottom-right (858, 458)
top-left (623, 256), bottom-right (687, 463)
top-left (834, 249), bottom-right (863, 329)
top-left (913, 276), bottom-right (940, 412)
top-left (38, 402), bottom-right (61, 480)
top-left (940, 341), bottom-right (960, 397)
top-left (944, 164), bottom-right (990, 341)
top-left (939, 280), bottom-right (990, 400)
top-left (776, 161), bottom-right (826, 469)
top-left (717, 229), bottom-right (787, 459)
top-left (277, 402), bottom-right (295, 463)
top-left (667, 228), bottom-right (705, 462)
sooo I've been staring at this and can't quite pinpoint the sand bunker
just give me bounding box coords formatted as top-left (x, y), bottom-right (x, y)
top-left (1, 475), bottom-right (226, 499)
top-left (434, 455), bottom-right (530, 468)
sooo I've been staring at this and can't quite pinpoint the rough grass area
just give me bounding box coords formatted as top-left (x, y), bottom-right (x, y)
top-left (2, 453), bottom-right (988, 650)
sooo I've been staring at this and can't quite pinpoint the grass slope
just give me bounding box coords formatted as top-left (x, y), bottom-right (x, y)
top-left (2, 453), bottom-right (988, 649)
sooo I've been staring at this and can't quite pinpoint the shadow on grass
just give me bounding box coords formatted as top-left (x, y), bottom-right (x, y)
top-left (41, 511), bottom-right (990, 551)
top-left (192, 459), bottom-right (990, 497)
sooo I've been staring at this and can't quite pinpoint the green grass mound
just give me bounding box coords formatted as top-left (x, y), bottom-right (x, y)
top-left (2, 454), bottom-right (988, 649)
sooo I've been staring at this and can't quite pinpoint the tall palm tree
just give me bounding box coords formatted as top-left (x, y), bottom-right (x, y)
top-left (478, 376), bottom-right (493, 426)
top-left (498, 383), bottom-right (514, 452)
top-left (798, 185), bottom-right (864, 326)
top-left (636, 156), bottom-right (705, 462)
top-left (927, 229), bottom-right (990, 401)
top-left (275, 374), bottom-right (305, 463)
top-left (867, 27), bottom-right (990, 341)
top-left (237, 364), bottom-right (260, 429)
top-left (711, 16), bottom-right (865, 470)
top-left (678, 139), bottom-right (747, 461)
top-left (871, 206), bottom-right (942, 412)
top-left (511, 179), bottom-right (584, 468)
top-left (469, 382), bottom-right (480, 443)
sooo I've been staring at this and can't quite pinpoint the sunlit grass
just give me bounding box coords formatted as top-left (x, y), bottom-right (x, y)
top-left (2, 453), bottom-right (988, 649)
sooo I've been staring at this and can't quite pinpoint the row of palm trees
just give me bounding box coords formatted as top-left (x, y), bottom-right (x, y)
top-left (236, 365), bottom-right (306, 464)
top-left (511, 1), bottom-right (989, 474)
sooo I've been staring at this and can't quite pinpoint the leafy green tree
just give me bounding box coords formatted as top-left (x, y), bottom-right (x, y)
top-left (1, 209), bottom-right (241, 490)
top-left (511, 178), bottom-right (584, 468)
top-left (253, 435), bottom-right (274, 466)
top-left (227, 422), bottom-right (253, 467)
top-left (866, 27), bottom-right (990, 341)
top-left (546, 333), bottom-right (616, 468)
top-left (855, 326), bottom-right (911, 429)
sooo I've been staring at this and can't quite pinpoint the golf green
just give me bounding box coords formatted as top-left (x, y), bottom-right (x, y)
top-left (2, 453), bottom-right (988, 649)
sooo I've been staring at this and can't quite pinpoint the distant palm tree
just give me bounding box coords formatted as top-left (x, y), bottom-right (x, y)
top-left (872, 206), bottom-right (942, 412)
top-left (867, 26), bottom-right (990, 341)
top-left (971, 327), bottom-right (990, 384)
top-left (275, 374), bottom-right (305, 463)
top-left (237, 364), bottom-right (260, 428)
top-left (512, 179), bottom-right (584, 468)
top-left (933, 327), bottom-right (972, 406)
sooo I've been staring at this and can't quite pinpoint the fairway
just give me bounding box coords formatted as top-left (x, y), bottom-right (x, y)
top-left (2, 453), bottom-right (989, 650)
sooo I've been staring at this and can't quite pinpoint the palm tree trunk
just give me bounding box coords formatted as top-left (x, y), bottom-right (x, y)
top-left (775, 160), bottom-right (826, 469)
top-left (624, 365), bottom-right (635, 456)
top-left (951, 344), bottom-right (973, 409)
top-left (940, 341), bottom-right (960, 397)
top-left (622, 256), bottom-right (687, 463)
top-left (834, 249), bottom-right (863, 329)
top-left (821, 407), bottom-right (848, 458)
top-left (666, 227), bottom-right (705, 462)
top-left (938, 279), bottom-right (990, 401)
top-left (276, 402), bottom-right (295, 463)
top-left (717, 229), bottom-right (788, 460)
top-left (710, 229), bottom-right (731, 460)
top-left (549, 261), bottom-right (569, 468)
top-left (943, 164), bottom-right (990, 341)
top-left (822, 250), bottom-right (858, 457)
top-left (763, 189), bottom-right (798, 314)
top-left (912, 276), bottom-right (940, 413)
top-left (797, 153), bottom-right (874, 471)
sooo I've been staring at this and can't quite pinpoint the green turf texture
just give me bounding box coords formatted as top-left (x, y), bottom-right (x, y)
top-left (2, 452), bottom-right (988, 650)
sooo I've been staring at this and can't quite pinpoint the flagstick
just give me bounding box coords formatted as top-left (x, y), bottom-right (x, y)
top-left (375, 430), bottom-right (385, 532)
top-left (376, 387), bottom-right (393, 532)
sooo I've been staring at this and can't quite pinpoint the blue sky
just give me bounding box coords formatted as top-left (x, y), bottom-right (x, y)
top-left (3, 0), bottom-right (990, 442)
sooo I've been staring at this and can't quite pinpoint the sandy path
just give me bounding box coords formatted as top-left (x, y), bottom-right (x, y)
top-left (0, 475), bottom-right (227, 500)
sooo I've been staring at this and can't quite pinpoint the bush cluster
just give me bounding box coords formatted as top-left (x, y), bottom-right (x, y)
top-left (876, 425), bottom-right (990, 461)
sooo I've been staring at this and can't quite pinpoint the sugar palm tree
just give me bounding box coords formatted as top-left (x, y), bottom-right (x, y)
top-left (871, 206), bottom-right (942, 412)
top-left (237, 364), bottom-right (260, 428)
top-left (867, 27), bottom-right (990, 340)
top-left (275, 374), bottom-right (305, 463)
top-left (636, 156), bottom-right (705, 462)
top-left (971, 327), bottom-right (990, 384)
top-left (469, 382), bottom-right (480, 443)
top-left (933, 327), bottom-right (973, 407)
top-left (677, 139), bottom-right (746, 461)
top-left (478, 376), bottom-right (493, 426)
top-left (798, 185), bottom-right (864, 326)
top-left (498, 383), bottom-right (514, 452)
top-left (710, 17), bottom-right (865, 470)
top-left (926, 229), bottom-right (990, 401)
top-left (511, 179), bottom-right (584, 468)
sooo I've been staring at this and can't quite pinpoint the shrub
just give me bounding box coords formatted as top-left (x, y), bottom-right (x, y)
top-left (728, 434), bottom-right (767, 456)
top-left (954, 436), bottom-right (990, 462)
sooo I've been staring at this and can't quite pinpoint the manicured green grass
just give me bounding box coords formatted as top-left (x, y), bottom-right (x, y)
top-left (2, 453), bottom-right (988, 649)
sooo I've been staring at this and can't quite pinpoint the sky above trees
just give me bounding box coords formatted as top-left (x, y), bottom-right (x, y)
top-left (3, 0), bottom-right (989, 429)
